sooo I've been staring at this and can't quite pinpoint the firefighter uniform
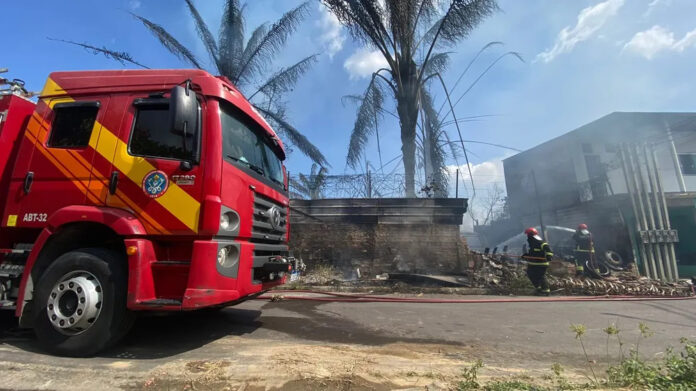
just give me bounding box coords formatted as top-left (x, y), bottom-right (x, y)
top-left (572, 227), bottom-right (595, 276)
top-left (523, 232), bottom-right (553, 295)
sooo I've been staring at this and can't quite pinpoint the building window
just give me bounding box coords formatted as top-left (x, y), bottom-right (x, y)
top-left (47, 102), bottom-right (100, 148)
top-left (129, 100), bottom-right (199, 161)
top-left (582, 143), bottom-right (593, 154)
top-left (678, 154), bottom-right (696, 175)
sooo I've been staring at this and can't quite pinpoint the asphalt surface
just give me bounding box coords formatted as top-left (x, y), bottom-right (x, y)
top-left (0, 295), bottom-right (695, 389)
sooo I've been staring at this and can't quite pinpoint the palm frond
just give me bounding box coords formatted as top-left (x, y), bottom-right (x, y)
top-left (438, 0), bottom-right (498, 45)
top-left (436, 41), bottom-right (502, 115)
top-left (236, 1), bottom-right (311, 84)
top-left (322, 0), bottom-right (392, 58)
top-left (420, 51), bottom-right (451, 77)
top-left (130, 13), bottom-right (202, 69)
top-left (385, 0), bottom-right (436, 53)
top-left (250, 54), bottom-right (318, 100)
top-left (239, 22), bottom-right (269, 80)
top-left (185, 0), bottom-right (220, 69)
top-left (289, 177), bottom-right (310, 195)
top-left (48, 38), bottom-right (150, 69)
top-left (341, 94), bottom-right (364, 107)
top-left (219, 0), bottom-right (246, 77)
top-left (346, 75), bottom-right (384, 169)
top-left (450, 51), bottom-right (524, 110)
top-left (253, 105), bottom-right (329, 168)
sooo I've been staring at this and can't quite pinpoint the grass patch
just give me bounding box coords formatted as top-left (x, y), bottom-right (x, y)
top-left (456, 329), bottom-right (696, 390)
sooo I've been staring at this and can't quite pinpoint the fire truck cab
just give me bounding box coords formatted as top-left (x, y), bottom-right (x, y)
top-left (0, 69), bottom-right (290, 356)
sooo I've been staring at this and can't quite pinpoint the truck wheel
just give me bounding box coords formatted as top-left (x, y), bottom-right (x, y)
top-left (32, 248), bottom-right (134, 357)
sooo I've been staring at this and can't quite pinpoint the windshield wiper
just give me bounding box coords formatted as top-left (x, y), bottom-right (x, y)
top-left (227, 155), bottom-right (265, 176)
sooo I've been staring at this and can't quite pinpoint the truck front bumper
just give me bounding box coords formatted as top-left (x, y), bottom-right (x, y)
top-left (125, 238), bottom-right (287, 311)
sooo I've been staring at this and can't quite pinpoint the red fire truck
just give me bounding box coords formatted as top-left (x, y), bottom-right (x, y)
top-left (0, 69), bottom-right (291, 356)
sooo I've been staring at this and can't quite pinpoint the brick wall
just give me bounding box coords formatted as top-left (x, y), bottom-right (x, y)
top-left (289, 198), bottom-right (469, 276)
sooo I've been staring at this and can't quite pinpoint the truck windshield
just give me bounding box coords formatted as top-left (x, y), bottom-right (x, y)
top-left (220, 102), bottom-right (284, 186)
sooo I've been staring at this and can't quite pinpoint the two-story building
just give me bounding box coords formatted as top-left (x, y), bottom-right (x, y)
top-left (503, 112), bottom-right (696, 278)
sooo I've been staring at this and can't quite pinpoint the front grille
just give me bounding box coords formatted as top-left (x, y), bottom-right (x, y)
top-left (252, 193), bottom-right (287, 242)
top-left (252, 243), bottom-right (289, 268)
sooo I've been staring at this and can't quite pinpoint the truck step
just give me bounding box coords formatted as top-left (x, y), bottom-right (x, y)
top-left (140, 299), bottom-right (182, 307)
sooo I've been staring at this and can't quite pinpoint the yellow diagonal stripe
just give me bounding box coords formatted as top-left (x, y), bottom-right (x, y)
top-left (40, 77), bottom-right (67, 98)
top-left (91, 122), bottom-right (200, 232)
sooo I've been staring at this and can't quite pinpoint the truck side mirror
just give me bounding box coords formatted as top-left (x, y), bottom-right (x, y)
top-left (169, 84), bottom-right (197, 137)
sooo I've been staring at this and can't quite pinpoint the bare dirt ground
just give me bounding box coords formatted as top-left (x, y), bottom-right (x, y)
top-left (1, 295), bottom-right (695, 390)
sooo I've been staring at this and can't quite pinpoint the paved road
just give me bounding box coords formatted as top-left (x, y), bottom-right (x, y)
top-left (0, 296), bottom-right (694, 390)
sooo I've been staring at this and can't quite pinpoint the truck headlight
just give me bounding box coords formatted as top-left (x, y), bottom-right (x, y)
top-left (217, 247), bottom-right (228, 266)
top-left (219, 210), bottom-right (239, 232)
top-left (217, 245), bottom-right (239, 268)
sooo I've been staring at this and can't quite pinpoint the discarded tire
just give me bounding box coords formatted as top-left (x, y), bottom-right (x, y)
top-left (603, 250), bottom-right (623, 268)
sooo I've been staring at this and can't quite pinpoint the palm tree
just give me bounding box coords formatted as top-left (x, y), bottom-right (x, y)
top-left (289, 163), bottom-right (328, 199)
top-left (56, 0), bottom-right (327, 167)
top-left (323, 0), bottom-right (498, 196)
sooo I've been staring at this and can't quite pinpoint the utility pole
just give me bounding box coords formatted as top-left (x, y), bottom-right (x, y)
top-left (366, 161), bottom-right (372, 199)
top-left (455, 169), bottom-right (459, 198)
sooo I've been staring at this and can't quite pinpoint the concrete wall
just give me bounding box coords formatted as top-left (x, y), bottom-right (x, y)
top-left (289, 198), bottom-right (469, 276)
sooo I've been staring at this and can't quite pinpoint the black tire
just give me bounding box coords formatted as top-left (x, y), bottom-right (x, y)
top-left (32, 248), bottom-right (134, 357)
top-left (603, 250), bottom-right (624, 269)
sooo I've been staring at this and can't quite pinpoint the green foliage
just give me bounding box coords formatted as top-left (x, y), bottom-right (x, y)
top-left (455, 325), bottom-right (695, 391)
top-left (570, 324), bottom-right (587, 339)
top-left (607, 339), bottom-right (696, 391)
top-left (569, 323), bottom-right (598, 384)
top-left (458, 360), bottom-right (483, 390)
top-left (289, 163), bottom-right (328, 199)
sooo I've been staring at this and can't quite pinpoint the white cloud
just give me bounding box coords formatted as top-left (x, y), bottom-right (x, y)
top-left (644, 0), bottom-right (671, 17)
top-left (128, 0), bottom-right (141, 10)
top-left (446, 158), bottom-right (507, 231)
top-left (624, 25), bottom-right (696, 59)
top-left (316, 4), bottom-right (345, 59)
top-left (536, 0), bottom-right (624, 63)
top-left (343, 48), bottom-right (389, 80)
top-left (446, 158), bottom-right (505, 193)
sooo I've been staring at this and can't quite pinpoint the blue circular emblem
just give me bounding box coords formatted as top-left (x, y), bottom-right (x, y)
top-left (142, 170), bottom-right (169, 198)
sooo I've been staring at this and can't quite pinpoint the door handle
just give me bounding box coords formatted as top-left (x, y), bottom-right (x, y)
top-left (23, 171), bottom-right (34, 194)
top-left (109, 171), bottom-right (119, 195)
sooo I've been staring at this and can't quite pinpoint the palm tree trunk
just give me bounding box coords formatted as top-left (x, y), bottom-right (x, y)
top-left (397, 97), bottom-right (419, 197)
top-left (397, 60), bottom-right (420, 198)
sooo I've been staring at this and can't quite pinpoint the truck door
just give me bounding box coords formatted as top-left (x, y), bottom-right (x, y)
top-left (103, 95), bottom-right (204, 235)
top-left (4, 97), bottom-right (110, 228)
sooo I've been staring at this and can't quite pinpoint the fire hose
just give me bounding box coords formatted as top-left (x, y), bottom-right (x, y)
top-left (256, 288), bottom-right (696, 304)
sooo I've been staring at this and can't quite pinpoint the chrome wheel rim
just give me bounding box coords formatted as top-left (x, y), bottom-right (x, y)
top-left (46, 270), bottom-right (103, 335)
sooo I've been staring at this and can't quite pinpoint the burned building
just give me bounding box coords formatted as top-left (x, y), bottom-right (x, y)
top-left (503, 112), bottom-right (696, 279)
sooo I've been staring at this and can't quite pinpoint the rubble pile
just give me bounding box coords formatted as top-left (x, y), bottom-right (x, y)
top-left (474, 255), bottom-right (694, 297)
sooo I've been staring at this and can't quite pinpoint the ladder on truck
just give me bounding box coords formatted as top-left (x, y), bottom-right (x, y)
top-left (0, 68), bottom-right (36, 99)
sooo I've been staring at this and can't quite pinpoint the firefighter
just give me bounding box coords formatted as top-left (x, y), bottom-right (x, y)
top-left (522, 227), bottom-right (553, 296)
top-left (572, 223), bottom-right (596, 276)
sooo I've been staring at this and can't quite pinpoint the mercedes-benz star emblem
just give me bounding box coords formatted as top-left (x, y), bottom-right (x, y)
top-left (268, 206), bottom-right (282, 230)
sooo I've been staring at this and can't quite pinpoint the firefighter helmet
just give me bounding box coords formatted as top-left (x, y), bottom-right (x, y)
top-left (525, 227), bottom-right (538, 236)
top-left (578, 223), bottom-right (588, 230)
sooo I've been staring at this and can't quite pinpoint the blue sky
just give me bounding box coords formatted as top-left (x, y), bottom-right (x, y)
top-left (4, 0), bottom-right (696, 213)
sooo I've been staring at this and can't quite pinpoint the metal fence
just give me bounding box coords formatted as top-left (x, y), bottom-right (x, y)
top-left (288, 172), bottom-right (453, 199)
